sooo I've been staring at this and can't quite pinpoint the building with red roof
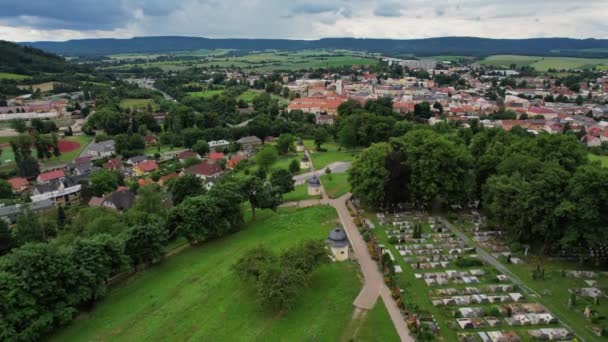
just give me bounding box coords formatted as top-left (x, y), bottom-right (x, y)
top-left (227, 153), bottom-right (247, 169)
top-left (8, 177), bottom-right (29, 193)
top-left (209, 152), bottom-right (225, 161)
top-left (103, 158), bottom-right (124, 170)
top-left (37, 169), bottom-right (65, 184)
top-left (133, 160), bottom-right (158, 176)
top-left (178, 150), bottom-right (200, 163)
top-left (182, 161), bottom-right (223, 180)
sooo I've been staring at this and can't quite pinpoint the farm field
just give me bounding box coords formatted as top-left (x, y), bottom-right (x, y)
top-left (588, 154), bottom-right (608, 167)
top-left (0, 72), bottom-right (31, 80)
top-left (119, 98), bottom-right (158, 111)
top-left (476, 55), bottom-right (608, 71)
top-left (320, 172), bottom-right (351, 199)
top-left (102, 50), bottom-right (378, 72)
top-left (49, 206), bottom-right (391, 342)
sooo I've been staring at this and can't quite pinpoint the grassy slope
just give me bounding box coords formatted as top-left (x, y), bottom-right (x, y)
top-left (51, 206), bottom-right (368, 342)
top-left (283, 184), bottom-right (320, 202)
top-left (346, 298), bottom-right (400, 342)
top-left (588, 154), bottom-right (608, 167)
top-left (321, 173), bottom-right (351, 199)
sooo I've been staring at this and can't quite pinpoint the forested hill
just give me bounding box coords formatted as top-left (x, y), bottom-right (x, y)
top-left (22, 36), bottom-right (608, 58)
top-left (0, 40), bottom-right (69, 74)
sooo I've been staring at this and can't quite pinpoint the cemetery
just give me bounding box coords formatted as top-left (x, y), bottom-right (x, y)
top-left (368, 210), bottom-right (579, 341)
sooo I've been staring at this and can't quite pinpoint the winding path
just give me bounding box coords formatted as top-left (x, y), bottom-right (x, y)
top-left (289, 149), bottom-right (412, 341)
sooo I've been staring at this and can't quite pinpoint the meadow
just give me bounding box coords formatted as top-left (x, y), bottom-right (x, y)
top-left (50, 206), bottom-right (398, 341)
top-left (0, 72), bottom-right (31, 80)
top-left (476, 55), bottom-right (608, 71)
top-left (320, 172), bottom-right (351, 199)
top-left (102, 50), bottom-right (378, 72)
top-left (282, 184), bottom-right (321, 202)
top-left (119, 98), bottom-right (159, 111)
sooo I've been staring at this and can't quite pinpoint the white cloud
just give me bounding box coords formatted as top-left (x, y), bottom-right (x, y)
top-left (0, 0), bottom-right (606, 41)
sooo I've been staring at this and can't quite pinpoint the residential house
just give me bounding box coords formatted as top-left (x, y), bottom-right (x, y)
top-left (133, 160), bottom-right (158, 176)
top-left (177, 150), bottom-right (201, 163)
top-left (316, 113), bottom-right (335, 125)
top-left (144, 135), bottom-right (157, 146)
top-left (582, 134), bottom-right (602, 147)
top-left (227, 153), bottom-right (247, 169)
top-left (8, 177), bottom-right (29, 193)
top-left (209, 152), bottom-right (225, 161)
top-left (236, 136), bottom-right (262, 149)
top-left (209, 139), bottom-right (230, 152)
top-left (37, 169), bottom-right (65, 184)
top-left (102, 188), bottom-right (136, 211)
top-left (127, 155), bottom-right (148, 165)
top-left (182, 161), bottom-right (223, 180)
top-left (103, 158), bottom-right (124, 171)
top-left (67, 156), bottom-right (96, 176)
top-left (88, 140), bottom-right (115, 158)
top-left (158, 172), bottom-right (178, 186)
top-left (30, 183), bottom-right (81, 206)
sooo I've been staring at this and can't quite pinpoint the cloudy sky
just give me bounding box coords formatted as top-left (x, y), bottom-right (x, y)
top-left (0, 0), bottom-right (606, 42)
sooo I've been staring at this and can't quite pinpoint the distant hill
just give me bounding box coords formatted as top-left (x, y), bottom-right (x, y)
top-left (22, 36), bottom-right (608, 58)
top-left (0, 40), bottom-right (69, 74)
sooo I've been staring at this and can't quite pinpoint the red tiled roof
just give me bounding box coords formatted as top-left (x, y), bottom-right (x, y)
top-left (159, 172), bottom-right (178, 185)
top-left (8, 177), bottom-right (28, 191)
top-left (88, 197), bottom-right (104, 207)
top-left (528, 106), bottom-right (557, 115)
top-left (178, 150), bottom-right (199, 160)
top-left (135, 160), bottom-right (158, 173)
top-left (74, 156), bottom-right (92, 164)
top-left (209, 152), bottom-right (225, 160)
top-left (186, 161), bottom-right (223, 176)
top-left (103, 158), bottom-right (123, 170)
top-left (38, 169), bottom-right (65, 182)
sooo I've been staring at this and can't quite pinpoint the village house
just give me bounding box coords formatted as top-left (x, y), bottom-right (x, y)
top-left (177, 150), bottom-right (201, 163)
top-left (182, 161), bottom-right (223, 180)
top-left (236, 136), bottom-right (262, 150)
top-left (8, 177), bottom-right (30, 193)
top-left (88, 140), bottom-right (115, 158)
top-left (209, 139), bottom-right (231, 152)
top-left (37, 169), bottom-right (66, 185)
top-left (133, 160), bottom-right (158, 176)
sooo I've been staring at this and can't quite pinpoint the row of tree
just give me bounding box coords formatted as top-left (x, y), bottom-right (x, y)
top-left (349, 124), bottom-right (607, 256)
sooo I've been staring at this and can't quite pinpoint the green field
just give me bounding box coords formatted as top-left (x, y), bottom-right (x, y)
top-left (119, 98), bottom-right (159, 111)
top-left (187, 89), bottom-right (224, 98)
top-left (476, 55), bottom-right (608, 71)
top-left (102, 50), bottom-right (378, 73)
top-left (589, 154), bottom-right (608, 167)
top-left (345, 298), bottom-right (400, 341)
top-left (283, 184), bottom-right (321, 202)
top-left (0, 72), bottom-right (31, 80)
top-left (49, 206), bottom-right (399, 341)
top-left (0, 134), bottom-right (92, 166)
top-left (320, 173), bottom-right (351, 199)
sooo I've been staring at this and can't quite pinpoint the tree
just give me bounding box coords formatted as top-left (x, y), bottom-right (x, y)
top-left (338, 120), bottom-right (358, 149)
top-left (169, 174), bottom-right (205, 205)
top-left (337, 99), bottom-right (362, 116)
top-left (233, 246), bottom-right (277, 282)
top-left (90, 169), bottom-right (121, 196)
top-left (276, 134), bottom-right (295, 155)
top-left (9, 119), bottom-right (27, 133)
top-left (241, 177), bottom-right (282, 217)
top-left (56, 206), bottom-right (66, 229)
top-left (123, 222), bottom-right (167, 270)
top-left (0, 179), bottom-right (13, 198)
top-left (256, 145), bottom-right (278, 172)
top-left (256, 265), bottom-right (308, 312)
top-left (12, 207), bottom-right (47, 245)
top-left (348, 142), bottom-right (391, 208)
top-left (270, 169), bottom-right (295, 194)
top-left (192, 139), bottom-right (209, 156)
top-left (433, 101), bottom-right (444, 114)
top-left (313, 128), bottom-right (328, 150)
top-left (132, 184), bottom-right (165, 214)
top-left (182, 127), bottom-right (205, 148)
top-left (279, 240), bottom-right (329, 273)
top-left (414, 102), bottom-right (432, 119)
top-left (0, 219), bottom-right (14, 254)
top-left (288, 159), bottom-right (300, 174)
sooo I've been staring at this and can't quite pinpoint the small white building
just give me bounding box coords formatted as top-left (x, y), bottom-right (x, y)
top-left (300, 154), bottom-right (310, 170)
top-left (327, 227), bottom-right (349, 261)
top-left (308, 175), bottom-right (321, 196)
top-left (296, 140), bottom-right (304, 152)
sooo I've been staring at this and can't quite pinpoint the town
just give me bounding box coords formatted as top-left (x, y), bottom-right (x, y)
top-left (1, 27), bottom-right (608, 342)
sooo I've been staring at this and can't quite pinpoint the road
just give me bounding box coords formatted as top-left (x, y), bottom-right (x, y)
top-left (293, 161), bottom-right (352, 185)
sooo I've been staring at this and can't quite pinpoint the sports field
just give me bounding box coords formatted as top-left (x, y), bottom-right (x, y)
top-left (476, 55), bottom-right (608, 71)
top-left (51, 206), bottom-right (397, 341)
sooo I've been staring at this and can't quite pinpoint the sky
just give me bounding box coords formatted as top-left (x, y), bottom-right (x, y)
top-left (0, 0), bottom-right (607, 42)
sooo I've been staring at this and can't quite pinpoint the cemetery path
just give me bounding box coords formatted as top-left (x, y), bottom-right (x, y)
top-left (292, 161), bottom-right (352, 185)
top-left (438, 217), bottom-right (539, 296)
top-left (330, 194), bottom-right (413, 342)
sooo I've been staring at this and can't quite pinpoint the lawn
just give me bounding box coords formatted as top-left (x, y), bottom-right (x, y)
top-left (310, 150), bottom-right (359, 170)
top-left (476, 55), bottom-right (608, 71)
top-left (187, 89), bottom-right (224, 98)
top-left (321, 173), bottom-right (351, 199)
top-left (0, 72), bottom-right (31, 80)
top-left (283, 184), bottom-right (320, 202)
top-left (119, 98), bottom-right (158, 111)
top-left (588, 154), bottom-right (608, 167)
top-left (344, 298), bottom-right (400, 342)
top-left (144, 144), bottom-right (184, 155)
top-left (50, 206), bottom-right (372, 341)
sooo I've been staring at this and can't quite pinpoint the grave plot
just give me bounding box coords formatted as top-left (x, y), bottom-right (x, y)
top-left (371, 212), bottom-right (574, 342)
